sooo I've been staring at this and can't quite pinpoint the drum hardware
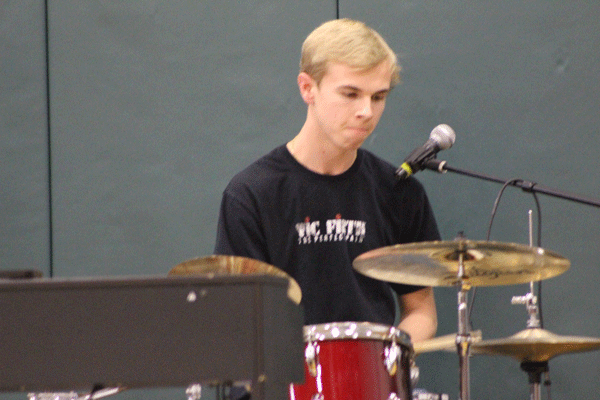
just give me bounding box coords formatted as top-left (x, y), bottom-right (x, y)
top-left (512, 212), bottom-right (542, 331)
top-left (409, 360), bottom-right (420, 391)
top-left (469, 228), bottom-right (600, 400)
top-left (384, 340), bottom-right (401, 376)
top-left (304, 338), bottom-right (320, 378)
top-left (385, 325), bottom-right (408, 378)
top-left (413, 330), bottom-right (482, 355)
top-left (455, 238), bottom-right (473, 400)
top-left (511, 291), bottom-right (539, 329)
top-left (354, 237), bottom-right (570, 400)
top-left (350, 164), bottom-right (600, 399)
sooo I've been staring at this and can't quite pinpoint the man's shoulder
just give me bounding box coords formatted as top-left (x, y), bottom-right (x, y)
top-left (358, 148), bottom-right (427, 192)
top-left (225, 144), bottom-right (293, 192)
top-left (358, 148), bottom-right (396, 172)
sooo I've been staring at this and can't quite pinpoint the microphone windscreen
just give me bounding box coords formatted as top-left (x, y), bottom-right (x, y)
top-left (430, 124), bottom-right (456, 150)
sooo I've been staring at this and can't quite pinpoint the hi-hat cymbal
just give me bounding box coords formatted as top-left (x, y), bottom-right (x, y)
top-left (471, 328), bottom-right (600, 362)
top-left (353, 240), bottom-right (569, 287)
top-left (169, 255), bottom-right (302, 305)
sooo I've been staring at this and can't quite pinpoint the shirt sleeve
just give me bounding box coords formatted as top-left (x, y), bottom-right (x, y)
top-left (213, 189), bottom-right (271, 264)
top-left (391, 178), bottom-right (442, 295)
top-left (398, 177), bottom-right (441, 243)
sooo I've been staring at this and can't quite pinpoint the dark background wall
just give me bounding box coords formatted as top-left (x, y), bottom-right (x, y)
top-left (2, 1), bottom-right (599, 399)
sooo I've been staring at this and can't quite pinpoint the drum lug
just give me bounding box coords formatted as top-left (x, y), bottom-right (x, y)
top-left (387, 393), bottom-right (400, 400)
top-left (305, 340), bottom-right (320, 377)
top-left (384, 341), bottom-right (400, 376)
top-left (310, 395), bottom-right (324, 400)
top-left (410, 358), bottom-right (420, 388)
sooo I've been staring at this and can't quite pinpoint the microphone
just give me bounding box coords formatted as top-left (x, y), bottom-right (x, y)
top-left (395, 124), bottom-right (456, 179)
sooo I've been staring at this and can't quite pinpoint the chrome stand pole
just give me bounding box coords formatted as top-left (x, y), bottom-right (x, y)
top-left (455, 247), bottom-right (472, 400)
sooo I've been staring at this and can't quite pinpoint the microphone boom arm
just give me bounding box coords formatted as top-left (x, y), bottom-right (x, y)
top-left (423, 158), bottom-right (600, 208)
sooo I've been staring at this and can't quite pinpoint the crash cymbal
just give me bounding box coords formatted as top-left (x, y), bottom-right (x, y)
top-left (169, 255), bottom-right (302, 305)
top-left (353, 240), bottom-right (569, 287)
top-left (413, 330), bottom-right (482, 355)
top-left (471, 328), bottom-right (600, 362)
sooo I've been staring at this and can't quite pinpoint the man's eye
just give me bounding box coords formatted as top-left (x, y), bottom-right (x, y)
top-left (373, 93), bottom-right (388, 101)
top-left (343, 92), bottom-right (358, 98)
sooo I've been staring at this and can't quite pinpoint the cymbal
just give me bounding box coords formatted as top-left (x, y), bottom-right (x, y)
top-left (169, 255), bottom-right (302, 305)
top-left (353, 240), bottom-right (569, 287)
top-left (413, 330), bottom-right (482, 355)
top-left (471, 328), bottom-right (600, 362)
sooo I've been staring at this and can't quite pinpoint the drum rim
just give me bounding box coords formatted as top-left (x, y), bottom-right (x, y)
top-left (303, 321), bottom-right (411, 345)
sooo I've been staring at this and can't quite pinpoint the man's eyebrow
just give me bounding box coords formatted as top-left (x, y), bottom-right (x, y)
top-left (374, 88), bottom-right (392, 95)
top-left (337, 85), bottom-right (360, 91)
top-left (337, 85), bottom-right (391, 94)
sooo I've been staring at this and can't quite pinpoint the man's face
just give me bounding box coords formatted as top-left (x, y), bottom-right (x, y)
top-left (305, 61), bottom-right (393, 152)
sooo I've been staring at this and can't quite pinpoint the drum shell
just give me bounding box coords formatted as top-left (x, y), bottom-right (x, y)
top-left (289, 322), bottom-right (412, 400)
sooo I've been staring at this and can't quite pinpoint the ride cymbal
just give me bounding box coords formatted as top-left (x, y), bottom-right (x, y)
top-left (353, 240), bottom-right (569, 287)
top-left (169, 255), bottom-right (302, 304)
top-left (471, 328), bottom-right (600, 362)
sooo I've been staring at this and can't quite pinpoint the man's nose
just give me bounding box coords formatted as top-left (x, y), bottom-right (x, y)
top-left (356, 98), bottom-right (373, 118)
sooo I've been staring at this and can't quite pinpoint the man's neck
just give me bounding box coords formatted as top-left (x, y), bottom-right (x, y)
top-left (287, 125), bottom-right (357, 176)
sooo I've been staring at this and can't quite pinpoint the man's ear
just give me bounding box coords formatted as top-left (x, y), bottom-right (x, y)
top-left (297, 72), bottom-right (316, 105)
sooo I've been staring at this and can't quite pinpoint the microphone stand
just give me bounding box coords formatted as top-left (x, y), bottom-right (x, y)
top-left (423, 159), bottom-right (600, 208)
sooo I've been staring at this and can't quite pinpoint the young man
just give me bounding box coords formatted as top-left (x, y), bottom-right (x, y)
top-left (214, 18), bottom-right (439, 343)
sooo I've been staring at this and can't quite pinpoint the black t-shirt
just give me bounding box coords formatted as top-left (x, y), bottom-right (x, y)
top-left (214, 144), bottom-right (441, 326)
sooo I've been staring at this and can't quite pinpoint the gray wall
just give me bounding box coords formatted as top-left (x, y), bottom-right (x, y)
top-left (1, 1), bottom-right (49, 276)
top-left (2, 1), bottom-right (599, 399)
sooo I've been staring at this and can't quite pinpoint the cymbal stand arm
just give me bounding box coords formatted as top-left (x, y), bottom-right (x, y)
top-left (456, 250), bottom-right (472, 400)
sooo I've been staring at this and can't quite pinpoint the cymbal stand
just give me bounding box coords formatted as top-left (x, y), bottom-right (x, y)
top-left (511, 210), bottom-right (541, 330)
top-left (520, 361), bottom-right (548, 400)
top-left (455, 242), bottom-right (473, 400)
top-left (512, 286), bottom-right (552, 400)
top-left (512, 287), bottom-right (548, 400)
top-left (511, 211), bottom-right (548, 400)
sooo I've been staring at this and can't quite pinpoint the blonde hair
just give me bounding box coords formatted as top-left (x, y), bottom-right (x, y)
top-left (300, 18), bottom-right (401, 86)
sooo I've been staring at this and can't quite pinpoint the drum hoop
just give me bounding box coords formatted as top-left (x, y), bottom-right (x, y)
top-left (303, 321), bottom-right (411, 345)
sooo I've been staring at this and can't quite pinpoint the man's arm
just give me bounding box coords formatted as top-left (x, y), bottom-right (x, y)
top-left (397, 286), bottom-right (437, 343)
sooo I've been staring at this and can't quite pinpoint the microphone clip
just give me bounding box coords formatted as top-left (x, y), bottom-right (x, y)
top-left (422, 158), bottom-right (448, 174)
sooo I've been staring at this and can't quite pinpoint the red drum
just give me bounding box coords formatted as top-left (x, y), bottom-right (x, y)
top-left (289, 322), bottom-right (413, 400)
